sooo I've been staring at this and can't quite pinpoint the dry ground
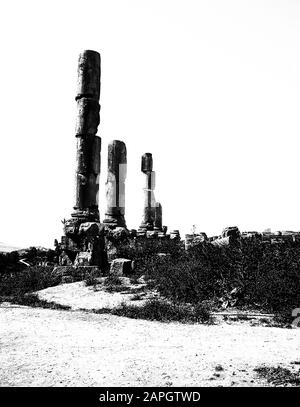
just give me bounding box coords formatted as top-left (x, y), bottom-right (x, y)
top-left (0, 280), bottom-right (300, 387)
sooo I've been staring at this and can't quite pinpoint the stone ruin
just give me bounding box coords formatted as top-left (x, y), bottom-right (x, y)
top-left (103, 140), bottom-right (130, 262)
top-left (55, 50), bottom-right (181, 276)
top-left (103, 140), bottom-right (127, 229)
top-left (137, 153), bottom-right (161, 237)
top-left (56, 50), bottom-right (106, 271)
top-left (184, 226), bottom-right (300, 250)
top-left (52, 49), bottom-right (300, 275)
top-left (137, 153), bottom-right (177, 239)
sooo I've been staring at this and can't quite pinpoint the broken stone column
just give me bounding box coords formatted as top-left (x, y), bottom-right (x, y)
top-left (154, 202), bottom-right (162, 231)
top-left (57, 50), bottom-right (107, 269)
top-left (139, 153), bottom-right (156, 231)
top-left (103, 140), bottom-right (127, 228)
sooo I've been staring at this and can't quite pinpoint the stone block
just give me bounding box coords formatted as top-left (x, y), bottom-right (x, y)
top-left (79, 222), bottom-right (101, 236)
top-left (74, 251), bottom-right (92, 266)
top-left (109, 258), bottom-right (133, 276)
top-left (59, 251), bottom-right (72, 266)
top-left (76, 50), bottom-right (101, 101)
top-left (75, 97), bottom-right (100, 136)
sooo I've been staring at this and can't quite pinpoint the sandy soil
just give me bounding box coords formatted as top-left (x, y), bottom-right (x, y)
top-left (1, 300), bottom-right (300, 387)
top-left (36, 279), bottom-right (150, 310)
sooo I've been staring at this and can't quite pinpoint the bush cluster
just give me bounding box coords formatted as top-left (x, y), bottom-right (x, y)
top-left (119, 238), bottom-right (300, 313)
top-left (0, 265), bottom-right (59, 298)
top-left (112, 298), bottom-right (213, 323)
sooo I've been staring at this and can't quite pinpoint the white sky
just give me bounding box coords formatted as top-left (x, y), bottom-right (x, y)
top-left (1, 0), bottom-right (300, 248)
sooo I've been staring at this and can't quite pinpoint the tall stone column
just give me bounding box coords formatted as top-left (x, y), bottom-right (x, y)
top-left (139, 153), bottom-right (156, 230)
top-left (57, 50), bottom-right (107, 269)
top-left (103, 140), bottom-right (127, 228)
top-left (72, 50), bottom-right (101, 222)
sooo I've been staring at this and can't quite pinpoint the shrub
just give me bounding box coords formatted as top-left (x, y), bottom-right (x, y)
top-left (104, 274), bottom-right (122, 286)
top-left (103, 274), bottom-right (130, 292)
top-left (129, 239), bottom-right (300, 313)
top-left (112, 298), bottom-right (213, 323)
top-left (11, 293), bottom-right (71, 310)
top-left (0, 265), bottom-right (59, 298)
top-left (254, 365), bottom-right (300, 386)
top-left (84, 272), bottom-right (99, 287)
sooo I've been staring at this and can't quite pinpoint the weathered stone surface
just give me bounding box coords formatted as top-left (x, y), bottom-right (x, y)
top-left (209, 227), bottom-right (241, 247)
top-left (74, 136), bottom-right (100, 212)
top-left (221, 226), bottom-right (240, 239)
top-left (105, 226), bottom-right (130, 262)
top-left (154, 202), bottom-right (162, 231)
top-left (59, 251), bottom-right (72, 266)
top-left (170, 230), bottom-right (180, 240)
top-left (106, 226), bottom-right (129, 241)
top-left (146, 230), bottom-right (158, 239)
top-left (139, 153), bottom-right (156, 230)
top-left (74, 251), bottom-right (92, 266)
top-left (76, 50), bottom-right (101, 101)
top-left (64, 218), bottom-right (80, 237)
top-left (103, 140), bottom-right (127, 228)
top-left (78, 222), bottom-right (102, 236)
top-left (91, 137), bottom-right (101, 174)
top-left (211, 236), bottom-right (232, 247)
top-left (141, 153), bottom-right (153, 173)
top-left (185, 233), bottom-right (208, 250)
top-left (57, 50), bottom-right (106, 269)
top-left (109, 258), bottom-right (133, 276)
top-left (73, 50), bottom-right (101, 220)
top-left (75, 98), bottom-right (100, 136)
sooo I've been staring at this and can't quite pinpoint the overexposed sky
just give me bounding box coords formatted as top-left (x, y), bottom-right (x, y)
top-left (1, 0), bottom-right (300, 248)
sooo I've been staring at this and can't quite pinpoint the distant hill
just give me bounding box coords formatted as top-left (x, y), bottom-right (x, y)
top-left (0, 242), bottom-right (23, 253)
top-left (0, 243), bottom-right (52, 254)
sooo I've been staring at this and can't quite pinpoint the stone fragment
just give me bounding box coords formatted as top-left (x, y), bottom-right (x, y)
top-left (170, 230), bottom-right (180, 240)
top-left (146, 230), bottom-right (158, 239)
top-left (59, 251), bottom-right (72, 266)
top-left (109, 258), bottom-right (133, 276)
top-left (154, 202), bottom-right (162, 231)
top-left (74, 251), bottom-right (92, 266)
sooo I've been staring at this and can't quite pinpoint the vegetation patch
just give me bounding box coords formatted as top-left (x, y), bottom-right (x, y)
top-left (111, 298), bottom-right (213, 324)
top-left (84, 272), bottom-right (100, 287)
top-left (0, 266), bottom-right (60, 299)
top-left (8, 293), bottom-right (71, 310)
top-left (254, 365), bottom-right (300, 386)
top-left (120, 239), bottom-right (300, 314)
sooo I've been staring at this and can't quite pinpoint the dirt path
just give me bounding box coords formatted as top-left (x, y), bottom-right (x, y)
top-left (1, 303), bottom-right (299, 387)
